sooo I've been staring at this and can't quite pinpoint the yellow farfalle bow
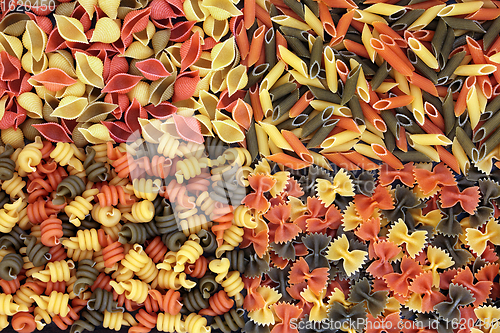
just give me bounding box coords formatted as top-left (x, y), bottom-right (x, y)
top-left (465, 218), bottom-right (500, 255)
top-left (474, 305), bottom-right (500, 333)
top-left (387, 219), bottom-right (427, 258)
top-left (300, 286), bottom-right (328, 321)
top-left (248, 286), bottom-right (282, 325)
top-left (423, 246), bottom-right (454, 287)
top-left (326, 234), bottom-right (367, 276)
top-left (316, 169), bottom-right (355, 207)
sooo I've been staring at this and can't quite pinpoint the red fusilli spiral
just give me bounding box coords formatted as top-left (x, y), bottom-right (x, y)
top-left (199, 290), bottom-right (234, 316)
top-left (185, 256), bottom-right (208, 278)
top-left (97, 185), bottom-right (135, 207)
top-left (144, 236), bottom-right (168, 263)
top-left (40, 215), bottom-right (63, 247)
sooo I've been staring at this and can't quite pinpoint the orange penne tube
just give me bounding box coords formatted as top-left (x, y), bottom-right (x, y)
top-left (281, 130), bottom-right (313, 163)
top-left (249, 85), bottom-right (264, 122)
top-left (276, 31), bottom-right (287, 52)
top-left (330, 10), bottom-right (354, 46)
top-left (372, 21), bottom-right (407, 48)
top-left (467, 36), bottom-right (486, 64)
top-left (478, 75), bottom-right (493, 98)
top-left (436, 146), bottom-right (461, 174)
top-left (408, 73), bottom-right (439, 97)
top-left (267, 153), bottom-right (312, 169)
top-left (319, 2), bottom-right (337, 37)
top-left (396, 127), bottom-right (407, 152)
top-left (371, 144), bottom-right (404, 169)
top-left (424, 101), bottom-right (445, 132)
top-left (466, 8), bottom-right (500, 20)
top-left (372, 95), bottom-right (415, 110)
top-left (246, 25), bottom-right (266, 67)
top-left (420, 117), bottom-right (444, 135)
top-left (336, 59), bottom-right (349, 83)
top-left (486, 55), bottom-right (500, 83)
top-left (379, 34), bottom-right (415, 71)
top-left (323, 153), bottom-right (361, 171)
top-left (289, 90), bottom-right (314, 117)
top-left (255, 4), bottom-right (272, 28)
top-left (341, 151), bottom-right (380, 170)
top-left (344, 39), bottom-right (371, 59)
top-left (359, 100), bottom-right (387, 132)
top-left (455, 76), bottom-right (476, 116)
top-left (331, 116), bottom-right (363, 133)
top-left (322, 0), bottom-right (357, 9)
top-left (235, 21), bottom-right (250, 61)
top-left (412, 30), bottom-right (434, 42)
top-left (244, 0), bottom-right (256, 29)
top-left (370, 38), bottom-right (414, 77)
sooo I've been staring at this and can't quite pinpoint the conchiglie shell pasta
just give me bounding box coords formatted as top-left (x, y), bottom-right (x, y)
top-left (91, 18), bottom-right (121, 43)
top-left (184, 0), bottom-right (209, 21)
top-left (1, 128), bottom-right (24, 149)
top-left (133, 21), bottom-right (156, 47)
top-left (203, 16), bottom-right (229, 41)
top-left (0, 32), bottom-right (24, 59)
top-left (166, 44), bottom-right (182, 68)
top-left (78, 0), bottom-right (98, 19)
top-left (54, 15), bottom-right (89, 44)
top-left (212, 119), bottom-right (245, 143)
top-left (48, 51), bottom-right (77, 78)
top-left (198, 90), bottom-right (218, 119)
top-left (77, 102), bottom-right (117, 123)
top-left (55, 2), bottom-right (77, 16)
top-left (201, 0), bottom-right (242, 20)
top-left (75, 52), bottom-right (104, 88)
top-left (0, 13), bottom-right (29, 37)
top-left (50, 96), bottom-right (89, 119)
top-left (123, 41), bottom-right (154, 59)
top-left (128, 81), bottom-right (150, 106)
top-left (210, 67), bottom-right (231, 93)
top-left (22, 21), bottom-right (47, 62)
top-left (149, 74), bottom-right (177, 106)
top-left (21, 52), bottom-right (48, 74)
top-left (98, 0), bottom-right (119, 19)
top-left (152, 30), bottom-right (171, 56)
top-left (226, 64), bottom-right (248, 96)
top-left (158, 52), bottom-right (176, 74)
top-left (79, 124), bottom-right (114, 144)
top-left (211, 37), bottom-right (236, 70)
top-left (17, 92), bottom-right (43, 119)
top-left (191, 51), bottom-right (212, 77)
top-left (56, 80), bottom-right (86, 98)
top-left (193, 72), bottom-right (212, 97)
top-left (0, 96), bottom-right (8, 121)
top-left (195, 114), bottom-right (214, 136)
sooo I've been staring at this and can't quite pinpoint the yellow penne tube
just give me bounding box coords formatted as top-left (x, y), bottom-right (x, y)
top-left (438, 2), bottom-right (483, 16)
top-left (254, 123), bottom-right (270, 157)
top-left (321, 127), bottom-right (365, 149)
top-left (354, 143), bottom-right (382, 160)
top-left (410, 141), bottom-right (440, 162)
top-left (268, 137), bottom-right (282, 154)
top-left (324, 46), bottom-right (338, 93)
top-left (260, 60), bottom-right (286, 91)
top-left (288, 70), bottom-right (324, 89)
top-left (365, 3), bottom-right (405, 15)
top-left (353, 9), bottom-right (388, 24)
top-left (362, 24), bottom-right (377, 62)
top-left (477, 83), bottom-right (487, 112)
top-left (361, 129), bottom-right (385, 146)
top-left (259, 88), bottom-right (273, 118)
top-left (309, 100), bottom-right (352, 117)
top-left (278, 45), bottom-right (308, 78)
top-left (304, 6), bottom-right (324, 40)
top-left (320, 139), bottom-right (359, 153)
top-left (408, 37), bottom-right (439, 69)
top-left (466, 85), bottom-right (480, 128)
top-left (408, 4), bottom-right (446, 30)
top-left (410, 84), bottom-right (425, 126)
top-left (311, 151), bottom-right (333, 171)
top-left (258, 122), bottom-right (293, 151)
top-left (356, 66), bottom-right (370, 103)
top-left (394, 71), bottom-right (410, 94)
top-left (374, 82), bottom-right (399, 93)
top-left (454, 64), bottom-right (497, 76)
top-left (409, 134), bottom-right (453, 146)
top-left (273, 73), bottom-right (293, 87)
top-left (489, 52), bottom-right (500, 63)
top-left (452, 137), bottom-right (470, 174)
top-left (271, 15), bottom-right (311, 32)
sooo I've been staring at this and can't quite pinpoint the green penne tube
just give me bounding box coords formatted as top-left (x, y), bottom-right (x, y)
top-left (345, 33), bottom-right (363, 44)
top-left (303, 0), bottom-right (319, 16)
top-left (456, 127), bottom-right (479, 162)
top-left (285, 36), bottom-right (311, 58)
top-left (307, 119), bottom-right (339, 148)
top-left (247, 120), bottom-right (259, 162)
top-left (381, 110), bottom-right (400, 138)
top-left (473, 110), bottom-right (500, 142)
top-left (480, 129), bottom-right (500, 159)
top-left (443, 89), bottom-right (455, 136)
top-left (438, 26), bottom-right (455, 68)
top-left (339, 51), bottom-right (377, 75)
top-left (407, 49), bottom-right (438, 84)
top-left (246, 63), bottom-right (269, 89)
top-left (422, 91), bottom-right (443, 114)
top-left (432, 19), bottom-right (447, 57)
top-left (396, 114), bottom-right (425, 134)
top-left (309, 37), bottom-right (323, 79)
top-left (393, 150), bottom-right (433, 162)
top-left (283, 0), bottom-right (305, 19)
top-left (437, 50), bottom-right (466, 85)
top-left (384, 129), bottom-right (396, 152)
top-left (308, 86), bottom-right (342, 104)
top-left (301, 106), bottom-right (335, 138)
top-left (279, 26), bottom-right (309, 42)
top-left (277, 113), bottom-right (309, 130)
top-left (349, 96), bottom-right (365, 127)
top-left (442, 17), bottom-right (485, 33)
top-left (269, 83), bottom-right (297, 101)
top-left (370, 61), bottom-right (391, 90)
top-left (341, 64), bottom-right (361, 105)
top-left (484, 17), bottom-right (500, 50)
top-left (265, 28), bottom-right (276, 69)
top-left (391, 9), bottom-right (424, 31)
top-left (272, 89), bottom-right (300, 121)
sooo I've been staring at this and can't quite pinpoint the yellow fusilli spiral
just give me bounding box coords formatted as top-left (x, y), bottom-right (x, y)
top-left (111, 264), bottom-right (134, 283)
top-left (67, 248), bottom-right (93, 262)
top-left (155, 267), bottom-right (196, 290)
top-left (157, 313), bottom-right (185, 333)
top-left (122, 200), bottom-right (155, 223)
top-left (110, 279), bottom-right (149, 303)
top-left (130, 178), bottom-right (162, 201)
top-left (0, 293), bottom-right (28, 315)
top-left (175, 156), bottom-right (209, 183)
top-left (34, 307), bottom-right (51, 330)
top-left (195, 192), bottom-right (216, 217)
top-left (177, 207), bottom-right (212, 237)
top-left (175, 234), bottom-right (203, 272)
top-left (13, 284), bottom-right (38, 308)
top-left (121, 244), bottom-right (149, 272)
top-left (157, 132), bottom-right (180, 159)
top-left (50, 142), bottom-right (84, 171)
top-left (184, 313), bottom-right (210, 333)
top-left (233, 205), bottom-right (257, 229)
top-left (215, 225), bottom-right (244, 258)
top-left (62, 229), bottom-right (102, 251)
top-left (176, 142), bottom-right (205, 159)
top-left (30, 291), bottom-right (70, 316)
top-left (91, 203), bottom-right (121, 228)
top-left (2, 173), bottom-right (26, 199)
top-left (17, 136), bottom-right (43, 173)
top-left (65, 189), bottom-right (99, 227)
top-left (221, 271), bottom-right (244, 297)
top-left (208, 258), bottom-right (230, 284)
top-left (32, 260), bottom-right (75, 282)
top-left (0, 198), bottom-right (25, 233)
top-left (103, 311), bottom-right (125, 331)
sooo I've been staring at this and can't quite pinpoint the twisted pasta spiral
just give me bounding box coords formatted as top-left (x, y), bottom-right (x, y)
top-left (17, 136), bottom-right (43, 173)
top-left (215, 225), bottom-right (244, 258)
top-left (0, 145), bottom-right (15, 181)
top-left (23, 235), bottom-right (51, 267)
top-left (185, 313), bottom-right (210, 333)
top-left (62, 229), bottom-right (102, 251)
top-left (156, 313), bottom-right (185, 333)
top-left (131, 178), bottom-right (162, 201)
top-left (156, 268), bottom-right (197, 290)
top-left (65, 189), bottom-right (98, 227)
top-left (30, 291), bottom-right (70, 316)
top-left (91, 203), bottom-right (121, 228)
top-left (118, 223), bottom-right (148, 244)
top-left (157, 132), bottom-right (180, 159)
top-left (0, 253), bottom-right (23, 281)
top-left (2, 173), bottom-right (26, 199)
top-left (50, 142), bottom-right (84, 171)
top-left (53, 175), bottom-right (86, 205)
top-left (175, 234), bottom-right (203, 272)
top-left (122, 200), bottom-right (155, 223)
top-left (175, 156), bottom-right (209, 183)
top-left (148, 289), bottom-right (183, 315)
top-left (73, 259), bottom-right (99, 296)
top-left (88, 288), bottom-right (122, 313)
top-left (103, 311), bottom-right (126, 331)
top-left (83, 147), bottom-right (109, 182)
top-left (0, 199), bottom-right (25, 233)
top-left (0, 293), bottom-right (28, 315)
top-left (182, 288), bottom-right (209, 313)
top-left (177, 208), bottom-right (212, 237)
top-left (220, 271), bottom-right (244, 298)
top-left (211, 309), bottom-right (245, 333)
top-left (40, 215), bottom-right (63, 247)
top-left (110, 279), bottom-right (150, 303)
top-left (32, 260), bottom-right (75, 282)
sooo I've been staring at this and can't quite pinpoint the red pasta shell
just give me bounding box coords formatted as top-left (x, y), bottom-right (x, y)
top-left (124, 98), bottom-right (147, 133)
top-left (0, 51), bottom-right (21, 82)
top-left (33, 123), bottom-right (74, 142)
top-left (172, 70), bottom-right (199, 102)
top-left (135, 58), bottom-right (170, 81)
top-left (150, 0), bottom-right (184, 20)
top-left (102, 73), bottom-right (143, 94)
top-left (8, 72), bottom-right (32, 97)
top-left (46, 29), bottom-right (67, 53)
top-left (121, 8), bottom-right (151, 42)
top-left (31, 68), bottom-right (77, 92)
top-left (101, 121), bottom-right (133, 143)
top-left (180, 31), bottom-right (201, 72)
top-left (170, 21), bottom-right (196, 42)
top-left (71, 5), bottom-right (92, 32)
top-left (144, 102), bottom-right (177, 119)
top-left (172, 113), bottom-right (203, 144)
top-left (26, 12), bottom-right (53, 34)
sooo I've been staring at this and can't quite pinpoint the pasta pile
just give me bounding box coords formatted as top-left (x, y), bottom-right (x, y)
top-left (2, 0), bottom-right (500, 332)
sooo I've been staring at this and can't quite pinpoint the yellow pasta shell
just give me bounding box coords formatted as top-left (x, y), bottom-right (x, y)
top-left (210, 67), bottom-right (230, 93)
top-left (55, 2), bottom-right (77, 16)
top-left (75, 52), bottom-right (104, 88)
top-left (211, 37), bottom-right (235, 70)
top-left (1, 128), bottom-right (24, 149)
top-left (20, 119), bottom-right (43, 142)
top-left (133, 21), bottom-right (156, 47)
top-left (48, 51), bottom-right (77, 78)
top-left (166, 44), bottom-right (182, 68)
top-left (203, 16), bottom-right (229, 42)
top-left (128, 81), bottom-right (150, 106)
top-left (78, 0), bottom-right (98, 18)
top-left (91, 18), bottom-right (121, 43)
top-left (152, 30), bottom-right (171, 56)
top-left (79, 124), bottom-right (114, 144)
top-left (51, 96), bottom-right (89, 120)
top-left (212, 119), bottom-right (245, 143)
top-left (226, 64), bottom-right (248, 96)
top-left (174, 98), bottom-right (201, 114)
top-left (17, 92), bottom-right (43, 119)
top-left (35, 85), bottom-right (54, 99)
top-left (201, 0), bottom-right (242, 20)
top-left (22, 21), bottom-right (47, 62)
top-left (54, 15), bottom-right (89, 44)
top-left (191, 51), bottom-right (212, 77)
top-left (56, 80), bottom-right (86, 98)
top-left (0, 13), bottom-right (29, 37)
top-left (21, 52), bottom-right (48, 75)
top-left (0, 32), bottom-right (24, 59)
top-left (193, 72), bottom-right (212, 97)
top-left (98, 0), bottom-right (119, 19)
top-left (158, 52), bottom-right (176, 74)
top-left (184, 0), bottom-right (209, 21)
top-left (198, 90), bottom-right (218, 119)
top-left (195, 114), bottom-right (214, 136)
top-left (122, 41), bottom-right (154, 59)
top-left (0, 95), bottom-right (8, 122)
top-left (78, 102), bottom-right (117, 123)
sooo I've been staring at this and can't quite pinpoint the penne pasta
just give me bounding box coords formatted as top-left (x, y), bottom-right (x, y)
top-left (454, 64), bottom-right (497, 76)
top-left (407, 37), bottom-right (439, 69)
top-left (409, 134), bottom-right (453, 146)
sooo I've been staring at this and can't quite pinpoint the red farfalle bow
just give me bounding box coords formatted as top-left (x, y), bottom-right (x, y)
top-left (307, 204), bottom-right (342, 234)
top-left (355, 217), bottom-right (382, 259)
top-left (451, 267), bottom-right (492, 306)
top-left (440, 185), bottom-right (480, 214)
top-left (379, 162), bottom-right (415, 187)
top-left (295, 197), bottom-right (327, 232)
top-left (353, 185), bottom-right (394, 221)
top-left (265, 204), bottom-right (302, 244)
top-left (413, 163), bottom-right (457, 195)
top-left (367, 241), bottom-right (401, 278)
top-left (243, 276), bottom-right (266, 311)
top-left (240, 226), bottom-right (269, 258)
top-left (242, 174), bottom-right (276, 212)
top-left (289, 257), bottom-right (329, 296)
top-left (475, 264), bottom-right (500, 300)
top-left (408, 272), bottom-right (446, 312)
top-left (271, 303), bottom-right (303, 333)
top-left (286, 282), bottom-right (311, 314)
top-left (383, 256), bottom-right (423, 296)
